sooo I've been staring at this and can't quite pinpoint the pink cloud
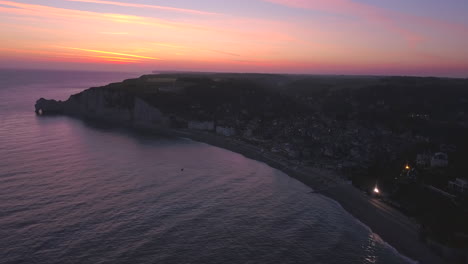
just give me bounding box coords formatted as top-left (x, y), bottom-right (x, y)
top-left (63, 0), bottom-right (218, 16)
top-left (263, 0), bottom-right (425, 45)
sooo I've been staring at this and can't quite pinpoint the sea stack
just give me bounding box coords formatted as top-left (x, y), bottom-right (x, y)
top-left (35, 98), bottom-right (64, 115)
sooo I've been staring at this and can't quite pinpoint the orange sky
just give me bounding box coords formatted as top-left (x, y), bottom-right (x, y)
top-left (0, 0), bottom-right (467, 77)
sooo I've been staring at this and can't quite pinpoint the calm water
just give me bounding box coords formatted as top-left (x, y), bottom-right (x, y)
top-left (0, 70), bottom-right (413, 264)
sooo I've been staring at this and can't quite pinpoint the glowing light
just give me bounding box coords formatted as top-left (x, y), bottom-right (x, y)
top-left (405, 165), bottom-right (410, 170)
top-left (96, 56), bottom-right (141, 62)
top-left (374, 186), bottom-right (380, 194)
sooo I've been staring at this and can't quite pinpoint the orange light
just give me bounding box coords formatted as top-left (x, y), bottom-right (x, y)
top-left (60, 47), bottom-right (161, 60)
top-left (405, 165), bottom-right (410, 170)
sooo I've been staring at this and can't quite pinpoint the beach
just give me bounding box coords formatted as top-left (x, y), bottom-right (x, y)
top-left (7, 70), bottom-right (433, 264)
top-left (171, 128), bottom-right (447, 264)
top-left (33, 87), bottom-right (448, 263)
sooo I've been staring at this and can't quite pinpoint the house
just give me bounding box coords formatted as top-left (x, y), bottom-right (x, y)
top-left (216, 126), bottom-right (236, 137)
top-left (430, 152), bottom-right (448, 168)
top-left (448, 178), bottom-right (468, 194)
top-left (416, 153), bottom-right (431, 168)
top-left (242, 128), bottom-right (253, 138)
top-left (440, 144), bottom-right (457, 153)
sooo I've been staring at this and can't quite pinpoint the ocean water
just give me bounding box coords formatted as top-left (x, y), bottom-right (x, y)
top-left (0, 69), bottom-right (413, 264)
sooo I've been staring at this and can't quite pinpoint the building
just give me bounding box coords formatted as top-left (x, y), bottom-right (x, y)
top-left (416, 153), bottom-right (431, 168)
top-left (448, 178), bottom-right (468, 194)
top-left (216, 126), bottom-right (236, 137)
top-left (431, 152), bottom-right (448, 168)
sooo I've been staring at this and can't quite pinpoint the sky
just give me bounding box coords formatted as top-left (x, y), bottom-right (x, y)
top-left (0, 0), bottom-right (467, 77)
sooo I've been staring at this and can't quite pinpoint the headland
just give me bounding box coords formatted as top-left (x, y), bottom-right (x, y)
top-left (36, 73), bottom-right (468, 263)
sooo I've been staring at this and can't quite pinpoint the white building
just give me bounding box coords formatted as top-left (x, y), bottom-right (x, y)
top-left (448, 178), bottom-right (468, 194)
top-left (416, 153), bottom-right (431, 167)
top-left (430, 152), bottom-right (448, 168)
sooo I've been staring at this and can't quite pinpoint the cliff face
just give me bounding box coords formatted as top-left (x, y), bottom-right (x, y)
top-left (133, 97), bottom-right (168, 129)
top-left (35, 86), bottom-right (169, 129)
top-left (35, 74), bottom-right (468, 173)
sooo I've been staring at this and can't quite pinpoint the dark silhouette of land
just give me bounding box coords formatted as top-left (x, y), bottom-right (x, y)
top-left (36, 73), bottom-right (468, 263)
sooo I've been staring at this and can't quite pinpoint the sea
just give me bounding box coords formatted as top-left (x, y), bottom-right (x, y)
top-left (0, 69), bottom-right (413, 264)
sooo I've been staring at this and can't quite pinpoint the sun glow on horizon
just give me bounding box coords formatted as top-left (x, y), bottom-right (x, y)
top-left (0, 0), bottom-right (467, 76)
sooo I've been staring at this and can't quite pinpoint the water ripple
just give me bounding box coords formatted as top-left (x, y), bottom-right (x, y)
top-left (0, 71), bottom-right (413, 264)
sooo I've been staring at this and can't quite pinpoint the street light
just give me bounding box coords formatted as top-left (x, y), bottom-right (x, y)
top-left (405, 164), bottom-right (410, 170)
top-left (374, 186), bottom-right (380, 194)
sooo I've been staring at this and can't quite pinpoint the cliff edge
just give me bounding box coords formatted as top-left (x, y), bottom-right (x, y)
top-left (35, 73), bottom-right (466, 264)
top-left (35, 80), bottom-right (169, 129)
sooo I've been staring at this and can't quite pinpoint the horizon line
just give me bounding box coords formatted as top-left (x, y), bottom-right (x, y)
top-left (1, 67), bottom-right (466, 80)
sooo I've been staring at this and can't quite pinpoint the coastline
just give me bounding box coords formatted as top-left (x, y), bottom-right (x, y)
top-left (169, 128), bottom-right (446, 264)
top-left (34, 85), bottom-right (448, 263)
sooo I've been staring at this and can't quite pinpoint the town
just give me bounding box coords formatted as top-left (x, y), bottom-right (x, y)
top-left (142, 73), bottom-right (468, 254)
top-left (36, 72), bottom-right (468, 261)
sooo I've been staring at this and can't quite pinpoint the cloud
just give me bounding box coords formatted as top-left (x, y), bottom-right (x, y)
top-left (262, 0), bottom-right (424, 45)
top-left (101, 32), bottom-right (129, 35)
top-left (0, 1), bottom-right (286, 39)
top-left (0, 1), bottom-right (197, 29)
top-left (208, 49), bottom-right (241, 57)
top-left (63, 0), bottom-right (218, 16)
top-left (0, 2), bottom-right (295, 64)
top-left (0, 47), bottom-right (140, 63)
top-left (2, 0), bottom-right (464, 76)
top-left (59, 47), bottom-right (161, 60)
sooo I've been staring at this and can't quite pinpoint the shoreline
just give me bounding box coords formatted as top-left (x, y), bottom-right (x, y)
top-left (170, 128), bottom-right (446, 264)
top-left (35, 109), bottom-right (447, 263)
